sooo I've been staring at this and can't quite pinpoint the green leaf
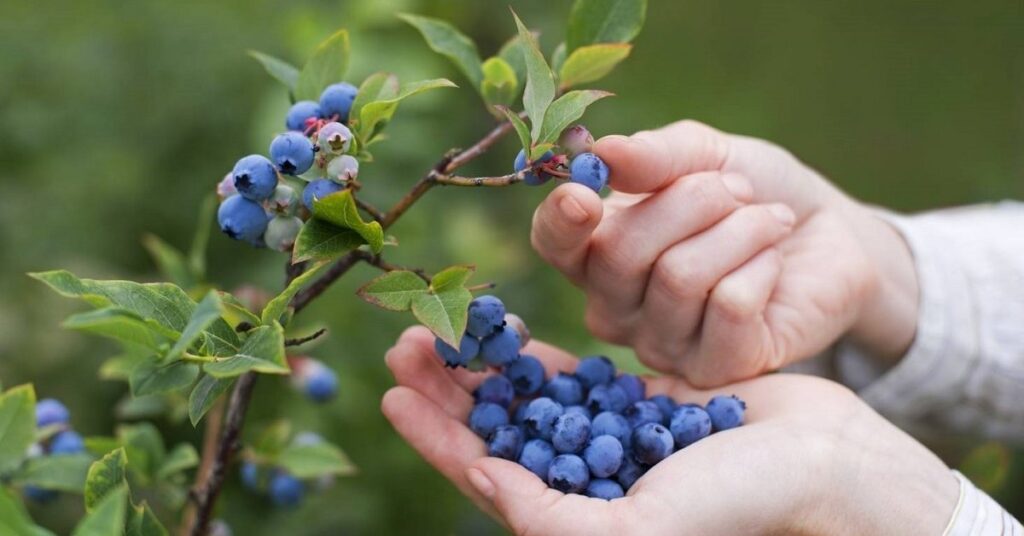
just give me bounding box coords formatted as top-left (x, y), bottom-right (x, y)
top-left (63, 308), bottom-right (170, 351)
top-left (351, 72), bottom-right (399, 125)
top-left (252, 420), bottom-right (292, 459)
top-left (187, 375), bottom-right (233, 427)
top-left (538, 90), bottom-right (614, 144)
top-left (551, 42), bottom-right (568, 75)
top-left (141, 234), bottom-right (192, 290)
top-left (204, 323), bottom-right (288, 378)
top-left (481, 57), bottom-right (518, 109)
top-left (0, 385), bottom-right (36, 474)
top-left (156, 444), bottom-right (198, 480)
top-left (117, 423), bottom-right (165, 482)
top-left (411, 284), bottom-right (473, 349)
top-left (294, 29), bottom-right (350, 101)
top-left (129, 360), bottom-right (199, 397)
top-left (530, 142), bottom-right (556, 161)
top-left (431, 265), bottom-right (475, 293)
top-left (277, 442), bottom-right (357, 479)
top-left (559, 43), bottom-right (632, 88)
top-left (84, 448), bottom-right (127, 512)
top-left (167, 291), bottom-right (223, 361)
top-left (309, 190), bottom-right (385, 254)
top-left (399, 14), bottom-right (483, 88)
top-left (262, 261), bottom-right (330, 325)
top-left (494, 106), bottom-right (531, 155)
top-left (248, 50), bottom-right (300, 91)
top-left (73, 485), bottom-right (127, 536)
top-left (497, 33), bottom-right (530, 89)
top-left (188, 193), bottom-right (217, 279)
top-left (99, 351), bottom-right (146, 381)
top-left (10, 454), bottom-right (92, 492)
top-left (292, 220), bottom-right (365, 264)
top-left (217, 292), bottom-right (261, 329)
top-left (356, 79), bottom-right (457, 142)
top-left (566, 0), bottom-right (647, 52)
top-left (511, 10), bottom-right (556, 140)
top-left (126, 502), bottom-right (167, 536)
top-left (356, 271), bottom-right (428, 312)
top-left (0, 487), bottom-right (55, 536)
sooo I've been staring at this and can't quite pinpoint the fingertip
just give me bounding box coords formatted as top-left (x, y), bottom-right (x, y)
top-left (550, 182), bottom-right (602, 226)
top-left (532, 183), bottom-right (602, 259)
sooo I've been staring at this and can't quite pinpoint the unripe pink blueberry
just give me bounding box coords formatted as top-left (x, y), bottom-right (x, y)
top-left (265, 184), bottom-right (299, 216)
top-left (326, 155), bottom-right (359, 183)
top-left (217, 173), bottom-right (237, 201)
top-left (317, 122), bottom-right (352, 154)
top-left (264, 215), bottom-right (303, 252)
top-left (559, 125), bottom-right (594, 157)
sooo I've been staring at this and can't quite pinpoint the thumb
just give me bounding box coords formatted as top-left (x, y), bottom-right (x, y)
top-left (530, 183), bottom-right (602, 284)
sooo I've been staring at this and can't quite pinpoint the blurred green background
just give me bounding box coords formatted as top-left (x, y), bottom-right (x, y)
top-left (1, 0), bottom-right (1021, 534)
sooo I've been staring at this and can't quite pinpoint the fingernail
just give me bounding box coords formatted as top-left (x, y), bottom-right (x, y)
top-left (466, 467), bottom-right (495, 499)
top-left (722, 174), bottom-right (753, 202)
top-left (558, 194), bottom-right (590, 225)
top-left (767, 204), bottom-right (796, 226)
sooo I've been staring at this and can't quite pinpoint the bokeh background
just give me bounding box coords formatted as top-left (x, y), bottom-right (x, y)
top-left (1, 0), bottom-right (1021, 534)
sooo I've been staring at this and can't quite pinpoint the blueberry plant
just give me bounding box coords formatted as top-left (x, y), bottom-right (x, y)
top-left (1, 1), bottom-right (647, 534)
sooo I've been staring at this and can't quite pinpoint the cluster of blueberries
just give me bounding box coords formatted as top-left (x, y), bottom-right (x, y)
top-left (514, 125), bottom-right (611, 193)
top-left (23, 399), bottom-right (87, 503)
top-left (240, 432), bottom-right (333, 507)
top-left (216, 82), bottom-right (361, 251)
top-left (288, 356), bottom-right (340, 403)
top-left (436, 296), bottom-right (746, 500)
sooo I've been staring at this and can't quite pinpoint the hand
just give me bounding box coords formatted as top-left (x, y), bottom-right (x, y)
top-left (381, 327), bottom-right (957, 536)
top-left (531, 120), bottom-right (919, 386)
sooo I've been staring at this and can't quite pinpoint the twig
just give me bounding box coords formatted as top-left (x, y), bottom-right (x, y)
top-left (429, 170), bottom-right (525, 187)
top-left (284, 328), bottom-right (328, 347)
top-left (466, 282), bottom-right (497, 292)
top-left (359, 251), bottom-right (431, 282)
top-left (354, 197), bottom-right (384, 222)
top-left (443, 112), bottom-right (524, 173)
top-left (178, 397), bottom-right (225, 536)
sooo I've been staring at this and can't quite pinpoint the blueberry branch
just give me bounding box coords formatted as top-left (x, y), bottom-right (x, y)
top-left (357, 251), bottom-right (432, 283)
top-left (429, 169), bottom-right (526, 187)
top-left (284, 327), bottom-right (328, 347)
top-left (354, 197), bottom-right (384, 222)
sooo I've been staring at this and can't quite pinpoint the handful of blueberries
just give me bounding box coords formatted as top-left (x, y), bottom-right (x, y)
top-left (436, 296), bottom-right (746, 500)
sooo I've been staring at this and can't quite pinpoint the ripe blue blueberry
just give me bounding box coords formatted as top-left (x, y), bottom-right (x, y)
top-left (317, 122), bottom-right (352, 154)
top-left (631, 423), bottom-right (674, 465)
top-left (303, 361), bottom-right (338, 403)
top-left (480, 327), bottom-right (520, 367)
top-left (569, 152), bottom-right (609, 192)
top-left (563, 405), bottom-right (589, 418)
top-left (518, 439), bottom-right (556, 480)
top-left (487, 425), bottom-right (524, 460)
top-left (512, 402), bottom-right (530, 425)
top-left (575, 355), bottom-right (615, 389)
top-left (35, 398), bottom-right (69, 428)
top-left (547, 454), bottom-right (589, 494)
top-left (623, 400), bottom-right (664, 430)
top-left (466, 295), bottom-right (506, 337)
top-left (474, 375), bottom-right (515, 408)
top-left (647, 395), bottom-right (677, 425)
top-left (302, 178), bottom-right (345, 211)
top-left (586, 478), bottom-right (625, 500)
top-left (434, 334), bottom-right (480, 368)
top-left (551, 412), bottom-right (591, 454)
top-left (326, 155), bottom-right (359, 182)
top-left (240, 461), bottom-right (260, 490)
top-left (218, 196), bottom-right (269, 242)
top-left (264, 216), bottom-right (303, 252)
top-left (232, 154), bottom-right (278, 201)
top-left (670, 405), bottom-right (712, 448)
top-left (513, 149), bottom-right (555, 186)
top-left (319, 82), bottom-right (358, 123)
top-left (542, 373), bottom-right (584, 406)
top-left (503, 354), bottom-right (544, 396)
top-left (586, 383), bottom-right (629, 414)
top-left (522, 397), bottom-right (564, 441)
top-left (591, 411), bottom-right (631, 449)
top-left (706, 395), bottom-right (746, 431)
top-left (583, 434), bottom-right (624, 478)
top-left (285, 100), bottom-right (322, 131)
top-left (23, 486), bottom-right (57, 503)
top-left (615, 456), bottom-right (647, 490)
top-left (613, 374), bottom-right (646, 405)
top-left (269, 132), bottom-right (316, 175)
top-left (469, 402), bottom-right (509, 439)
top-left (49, 430), bottom-right (85, 455)
top-left (269, 472), bottom-right (304, 507)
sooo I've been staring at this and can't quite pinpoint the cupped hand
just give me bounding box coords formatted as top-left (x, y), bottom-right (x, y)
top-left (381, 327), bottom-right (956, 536)
top-left (531, 120), bottom-right (919, 386)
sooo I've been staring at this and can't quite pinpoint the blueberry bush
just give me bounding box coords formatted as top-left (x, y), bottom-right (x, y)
top-left (0, 1), bottom-right (646, 534)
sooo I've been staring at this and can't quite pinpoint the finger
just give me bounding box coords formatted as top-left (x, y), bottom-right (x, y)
top-left (636, 203), bottom-right (795, 374)
top-left (531, 183), bottom-right (603, 283)
top-left (385, 327), bottom-right (474, 418)
top-left (595, 120), bottom-right (732, 194)
top-left (688, 248), bottom-right (785, 386)
top-left (468, 457), bottom-right (629, 535)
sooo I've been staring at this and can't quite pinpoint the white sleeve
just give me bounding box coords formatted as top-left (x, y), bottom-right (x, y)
top-left (944, 471), bottom-right (1023, 536)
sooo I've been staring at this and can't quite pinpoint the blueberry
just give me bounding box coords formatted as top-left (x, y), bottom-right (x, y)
top-left (269, 472), bottom-right (304, 507)
top-left (469, 402), bottom-right (509, 439)
top-left (49, 430), bottom-right (84, 455)
top-left (586, 383), bottom-right (629, 414)
top-left (269, 132), bottom-right (315, 176)
top-left (522, 397), bottom-right (564, 441)
top-left (613, 374), bottom-right (646, 405)
top-left (240, 461), bottom-right (260, 490)
top-left (615, 456), bottom-right (647, 490)
top-left (706, 395), bottom-right (746, 431)
top-left (584, 434), bottom-right (624, 478)
top-left (474, 375), bottom-right (515, 408)
top-left (518, 439), bottom-right (556, 480)
top-left (575, 356), bottom-right (615, 389)
top-left (266, 184), bottom-right (300, 215)
top-left (302, 178), bottom-right (344, 211)
top-left (218, 195), bottom-right (270, 243)
top-left (264, 215), bottom-right (303, 252)
top-left (217, 173), bottom-right (238, 201)
top-left (232, 155), bottom-right (278, 201)
top-left (319, 82), bottom-right (358, 123)
top-left (563, 405), bottom-right (590, 418)
top-left (35, 398), bottom-right (69, 428)
top-left (586, 478), bottom-right (625, 500)
top-left (503, 354), bottom-right (544, 396)
top-left (548, 454), bottom-right (589, 494)
top-left (23, 486), bottom-right (57, 503)
top-left (503, 313), bottom-right (531, 347)
top-left (285, 100), bottom-right (322, 131)
top-left (623, 400), bottom-right (664, 430)
top-left (669, 405), bottom-right (712, 448)
top-left (551, 412), bottom-right (591, 454)
top-left (513, 149), bottom-right (555, 186)
top-left (559, 125), bottom-right (594, 157)
top-left (511, 402), bottom-right (530, 425)
top-left (569, 152), bottom-right (609, 192)
top-left (647, 395), bottom-right (677, 425)
top-left (631, 423), bottom-right (674, 465)
top-left (434, 334), bottom-right (480, 368)
top-left (487, 425), bottom-right (524, 460)
top-left (326, 155), bottom-right (359, 182)
top-left (591, 411), bottom-right (631, 449)
top-left (542, 373), bottom-right (584, 406)
top-left (480, 327), bottom-right (520, 367)
top-left (317, 122), bottom-right (352, 154)
top-left (466, 295), bottom-right (506, 337)
top-left (303, 361), bottom-right (338, 403)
